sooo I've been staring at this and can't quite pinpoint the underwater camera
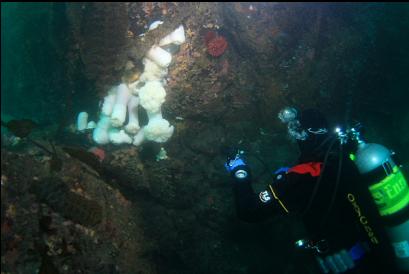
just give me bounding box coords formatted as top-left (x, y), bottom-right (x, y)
top-left (221, 146), bottom-right (245, 163)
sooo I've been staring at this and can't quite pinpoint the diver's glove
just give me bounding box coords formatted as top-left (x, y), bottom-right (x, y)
top-left (222, 147), bottom-right (250, 180)
top-left (272, 166), bottom-right (289, 184)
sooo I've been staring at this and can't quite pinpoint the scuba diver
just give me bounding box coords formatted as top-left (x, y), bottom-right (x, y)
top-left (224, 108), bottom-right (406, 274)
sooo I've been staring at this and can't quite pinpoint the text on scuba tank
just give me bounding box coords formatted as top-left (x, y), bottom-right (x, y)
top-left (347, 193), bottom-right (379, 245)
top-left (370, 172), bottom-right (407, 203)
top-left (368, 169), bottom-right (409, 216)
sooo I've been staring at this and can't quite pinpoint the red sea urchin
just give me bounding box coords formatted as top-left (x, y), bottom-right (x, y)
top-left (204, 31), bottom-right (228, 57)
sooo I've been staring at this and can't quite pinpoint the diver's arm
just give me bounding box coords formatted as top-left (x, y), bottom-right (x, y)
top-left (232, 170), bottom-right (284, 222)
top-left (224, 148), bottom-right (284, 222)
top-left (234, 167), bottom-right (315, 222)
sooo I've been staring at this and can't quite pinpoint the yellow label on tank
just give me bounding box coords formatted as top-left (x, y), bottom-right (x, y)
top-left (368, 167), bottom-right (409, 216)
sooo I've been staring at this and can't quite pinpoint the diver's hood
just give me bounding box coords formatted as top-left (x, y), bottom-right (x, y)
top-left (299, 109), bottom-right (329, 133)
top-left (297, 109), bottom-right (331, 162)
top-left (278, 107), bottom-right (333, 162)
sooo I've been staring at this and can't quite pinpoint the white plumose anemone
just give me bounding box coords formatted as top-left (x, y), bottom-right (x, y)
top-left (139, 81), bottom-right (166, 114)
top-left (139, 58), bottom-right (168, 83)
top-left (101, 87), bottom-right (117, 116)
top-left (92, 115), bottom-right (112, 145)
top-left (110, 84), bottom-right (131, 127)
top-left (146, 45), bottom-right (172, 68)
top-left (143, 115), bottom-right (174, 143)
top-left (125, 96), bottom-right (141, 135)
top-left (80, 25), bottom-right (186, 147)
top-left (159, 25), bottom-right (186, 46)
top-left (108, 129), bottom-right (133, 145)
top-left (77, 112), bottom-right (89, 131)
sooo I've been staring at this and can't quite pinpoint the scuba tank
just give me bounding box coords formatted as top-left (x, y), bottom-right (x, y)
top-left (337, 125), bottom-right (409, 272)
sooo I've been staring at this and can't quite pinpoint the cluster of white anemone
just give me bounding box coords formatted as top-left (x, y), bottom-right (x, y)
top-left (76, 25), bottom-right (186, 146)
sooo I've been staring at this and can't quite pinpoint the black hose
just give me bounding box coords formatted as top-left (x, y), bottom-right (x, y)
top-left (319, 141), bottom-right (344, 229)
top-left (302, 137), bottom-right (339, 217)
top-left (312, 134), bottom-right (336, 154)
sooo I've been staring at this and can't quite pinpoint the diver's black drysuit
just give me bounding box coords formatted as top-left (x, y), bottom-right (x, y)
top-left (231, 138), bottom-right (398, 274)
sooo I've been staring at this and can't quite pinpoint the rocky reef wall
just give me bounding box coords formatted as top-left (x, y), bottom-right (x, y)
top-left (2, 3), bottom-right (408, 274)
